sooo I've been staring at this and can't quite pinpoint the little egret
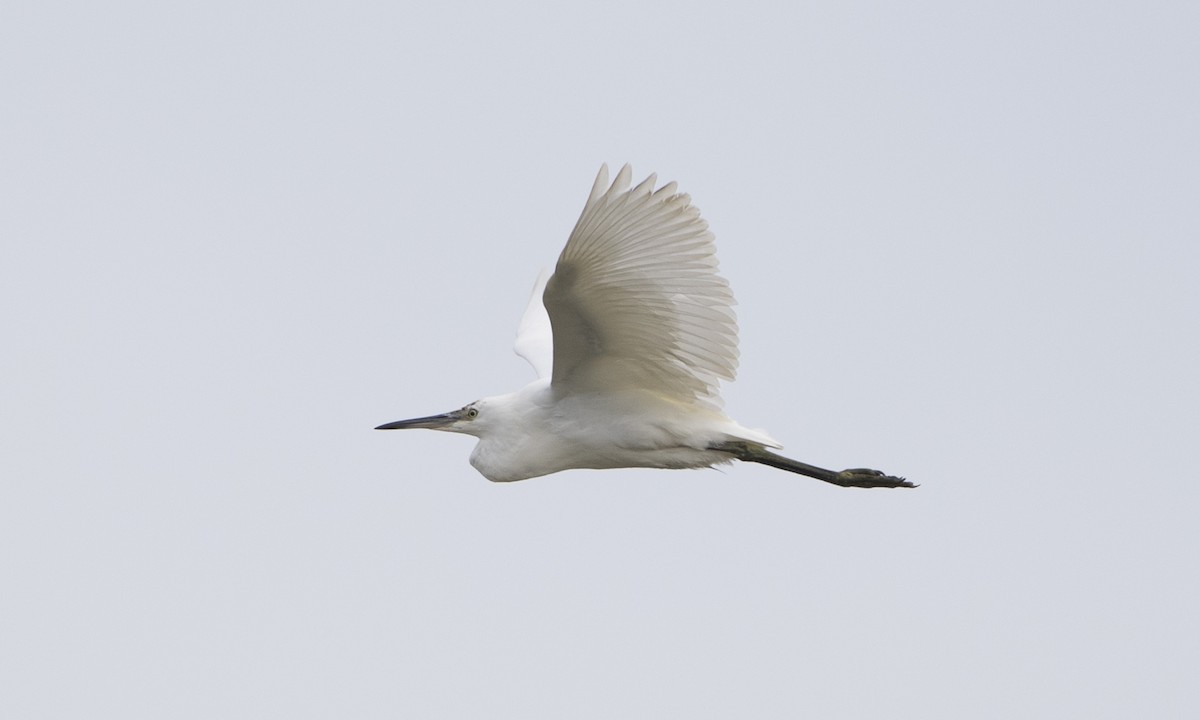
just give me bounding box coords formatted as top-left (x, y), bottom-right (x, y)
top-left (378, 165), bottom-right (912, 488)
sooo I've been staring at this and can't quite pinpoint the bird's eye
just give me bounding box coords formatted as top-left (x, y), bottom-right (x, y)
top-left (465, 407), bottom-right (479, 419)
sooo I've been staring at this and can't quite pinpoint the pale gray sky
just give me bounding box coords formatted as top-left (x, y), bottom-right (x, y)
top-left (3, 1), bottom-right (1198, 718)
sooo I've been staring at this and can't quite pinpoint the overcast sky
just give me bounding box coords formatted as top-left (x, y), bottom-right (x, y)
top-left (3, 1), bottom-right (1198, 718)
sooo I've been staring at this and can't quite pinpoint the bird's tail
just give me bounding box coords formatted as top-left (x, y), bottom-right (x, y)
top-left (711, 440), bottom-right (915, 489)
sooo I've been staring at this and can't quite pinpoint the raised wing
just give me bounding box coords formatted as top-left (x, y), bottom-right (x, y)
top-left (544, 164), bottom-right (738, 404)
top-left (513, 268), bottom-right (553, 379)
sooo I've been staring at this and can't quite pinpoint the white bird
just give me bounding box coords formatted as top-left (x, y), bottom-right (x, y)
top-left (378, 165), bottom-right (911, 488)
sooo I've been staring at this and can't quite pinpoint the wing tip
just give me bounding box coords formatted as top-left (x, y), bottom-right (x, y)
top-left (611, 163), bottom-right (633, 195)
top-left (588, 164), bottom-right (610, 204)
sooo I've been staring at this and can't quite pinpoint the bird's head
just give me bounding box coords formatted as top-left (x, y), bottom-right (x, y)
top-left (375, 400), bottom-right (487, 437)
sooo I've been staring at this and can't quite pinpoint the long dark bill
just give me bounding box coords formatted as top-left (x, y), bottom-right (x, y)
top-left (375, 412), bottom-right (459, 430)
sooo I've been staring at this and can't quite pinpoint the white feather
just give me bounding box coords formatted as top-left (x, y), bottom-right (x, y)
top-left (513, 268), bottom-right (553, 379)
top-left (543, 164), bottom-right (738, 406)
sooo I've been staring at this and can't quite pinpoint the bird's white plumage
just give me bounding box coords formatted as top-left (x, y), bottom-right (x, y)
top-left (513, 268), bottom-right (553, 379)
top-left (378, 164), bottom-right (908, 488)
top-left (543, 164), bottom-right (738, 406)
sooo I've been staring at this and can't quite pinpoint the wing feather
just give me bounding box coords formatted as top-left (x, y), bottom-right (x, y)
top-left (513, 268), bottom-right (553, 379)
top-left (544, 164), bottom-right (738, 404)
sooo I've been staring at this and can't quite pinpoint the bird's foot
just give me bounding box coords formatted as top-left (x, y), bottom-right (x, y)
top-left (835, 468), bottom-right (916, 489)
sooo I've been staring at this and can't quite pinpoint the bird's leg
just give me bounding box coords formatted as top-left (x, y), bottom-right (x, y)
top-left (712, 441), bottom-right (915, 489)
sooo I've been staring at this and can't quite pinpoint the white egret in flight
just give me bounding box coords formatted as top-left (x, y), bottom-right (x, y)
top-left (378, 165), bottom-right (911, 488)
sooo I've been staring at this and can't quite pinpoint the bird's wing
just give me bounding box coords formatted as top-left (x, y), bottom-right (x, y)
top-left (544, 164), bottom-right (738, 405)
top-left (513, 268), bottom-right (553, 379)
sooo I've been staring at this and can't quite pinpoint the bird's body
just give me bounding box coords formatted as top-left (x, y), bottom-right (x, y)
top-left (379, 165), bottom-right (912, 489)
top-left (463, 379), bottom-right (776, 482)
